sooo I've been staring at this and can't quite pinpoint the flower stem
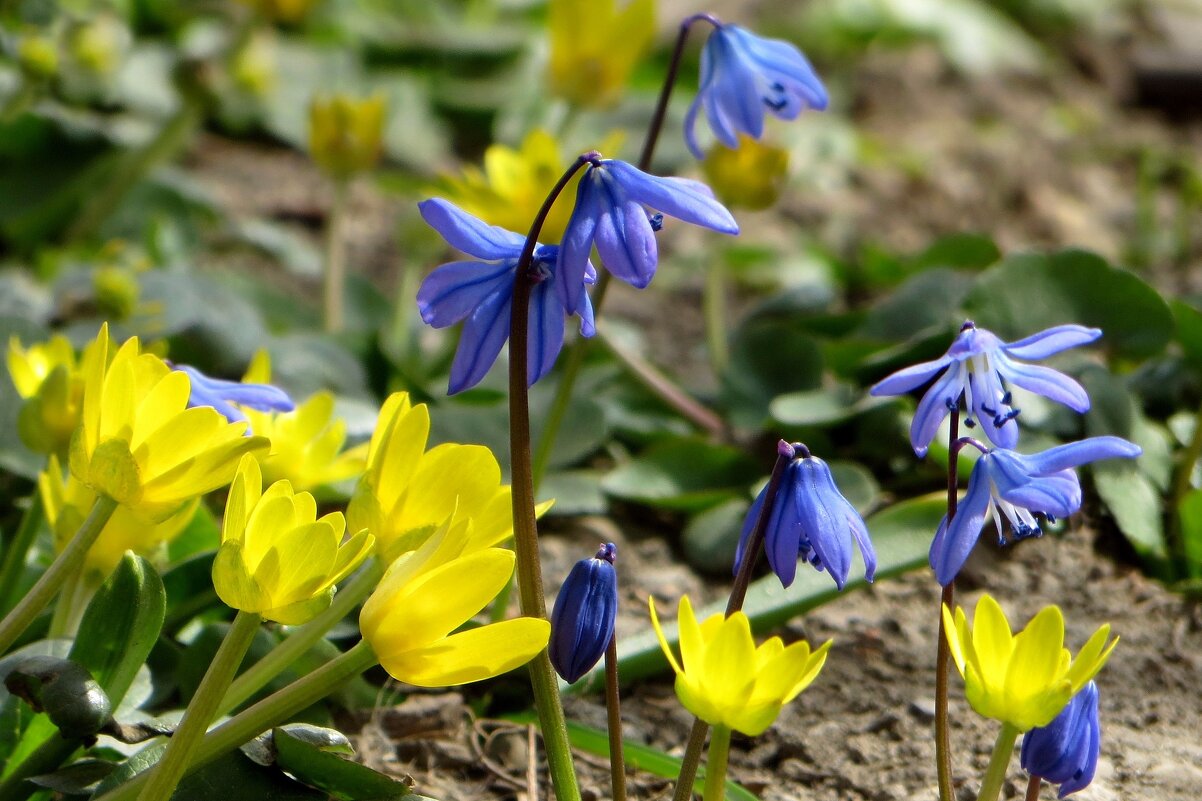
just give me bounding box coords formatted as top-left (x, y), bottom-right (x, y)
top-left (604, 635), bottom-right (628, 801)
top-left (95, 640), bottom-right (377, 801)
top-left (672, 719), bottom-right (711, 801)
top-left (530, 11), bottom-right (709, 488)
top-left (976, 724), bottom-right (1019, 801)
top-left (135, 610), bottom-right (261, 801)
top-left (0, 490), bottom-right (45, 617)
top-left (728, 441), bottom-right (793, 614)
top-left (704, 257), bottom-right (729, 375)
top-left (323, 178), bottom-right (350, 333)
top-left (936, 411), bottom-right (960, 801)
top-left (216, 559), bottom-right (383, 716)
top-left (1025, 774), bottom-right (1042, 801)
top-left (508, 155), bottom-right (593, 801)
top-left (0, 494), bottom-right (118, 656)
top-left (701, 726), bottom-right (732, 801)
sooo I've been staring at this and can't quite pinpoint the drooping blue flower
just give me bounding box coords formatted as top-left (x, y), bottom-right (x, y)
top-left (930, 437), bottom-right (1141, 586)
top-left (555, 158), bottom-right (738, 314)
top-left (870, 321), bottom-right (1102, 457)
top-left (548, 542), bottom-right (618, 684)
top-left (686, 24), bottom-right (828, 159)
top-left (1021, 681), bottom-right (1101, 798)
top-left (734, 442), bottom-right (876, 590)
top-left (417, 198), bottom-right (595, 395)
top-left (175, 365), bottom-right (294, 427)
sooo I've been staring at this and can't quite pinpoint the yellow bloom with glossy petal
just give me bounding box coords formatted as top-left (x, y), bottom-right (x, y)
top-left (650, 595), bottom-right (831, 736)
top-left (214, 454), bottom-right (374, 624)
top-left (548, 0), bottom-right (655, 108)
top-left (359, 517), bottom-right (549, 687)
top-left (942, 594), bottom-right (1118, 732)
top-left (8, 334), bottom-right (102, 455)
top-left (347, 392), bottom-right (544, 563)
top-left (40, 454), bottom-right (197, 580)
top-left (68, 324), bottom-right (267, 521)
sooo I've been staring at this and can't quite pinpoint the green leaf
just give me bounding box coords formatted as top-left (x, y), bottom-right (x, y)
top-left (538, 470), bottom-right (609, 517)
top-left (965, 250), bottom-right (1173, 360)
top-left (601, 438), bottom-right (759, 512)
top-left (857, 268), bottom-right (974, 341)
top-left (720, 316), bottom-right (823, 429)
top-left (1177, 489), bottom-right (1202, 579)
top-left (273, 727), bottom-right (411, 800)
top-left (574, 494), bottom-right (943, 690)
top-left (172, 750), bottom-right (329, 801)
top-left (166, 504), bottom-right (221, 564)
top-left (506, 711), bottom-right (760, 801)
top-left (1172, 299), bottom-right (1202, 367)
top-left (769, 385), bottom-right (894, 428)
top-left (28, 758), bottom-right (114, 794)
top-left (161, 553), bottom-right (220, 636)
top-left (682, 498), bottom-right (750, 576)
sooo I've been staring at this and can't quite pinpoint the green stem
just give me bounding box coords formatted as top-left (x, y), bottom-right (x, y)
top-left (0, 494), bottom-right (118, 656)
top-left (976, 724), bottom-right (1019, 801)
top-left (66, 97), bottom-right (204, 242)
top-left (595, 326), bottom-right (726, 438)
top-left (703, 258), bottom-right (729, 375)
top-left (0, 491), bottom-right (45, 617)
top-left (134, 611), bottom-right (262, 801)
top-left (46, 566), bottom-right (82, 638)
top-left (604, 636), bottom-right (627, 801)
top-left (936, 411), bottom-right (961, 801)
top-left (701, 726), bottom-right (731, 801)
top-left (508, 156), bottom-right (593, 801)
top-left (216, 559), bottom-right (382, 716)
top-left (671, 718), bottom-right (710, 801)
top-left (96, 640), bottom-right (377, 801)
top-left (323, 179), bottom-right (350, 333)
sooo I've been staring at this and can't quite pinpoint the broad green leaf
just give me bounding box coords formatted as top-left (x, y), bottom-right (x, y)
top-left (273, 727), bottom-right (410, 800)
top-left (538, 470), bottom-right (608, 517)
top-left (167, 504), bottom-right (221, 564)
top-left (683, 498), bottom-right (750, 576)
top-left (601, 439), bottom-right (759, 512)
top-left (161, 553), bottom-right (220, 636)
top-left (1172, 299), bottom-right (1202, 367)
top-left (720, 316), bottom-right (823, 429)
top-left (769, 386), bottom-right (895, 428)
top-left (1177, 489), bottom-right (1202, 580)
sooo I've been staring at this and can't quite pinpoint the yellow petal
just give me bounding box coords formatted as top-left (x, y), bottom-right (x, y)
top-left (397, 444), bottom-right (501, 530)
top-left (370, 397), bottom-right (428, 501)
top-left (675, 596), bottom-right (704, 674)
top-left (942, 604), bottom-right (966, 676)
top-left (223, 454), bottom-right (262, 544)
top-left (649, 596), bottom-right (683, 675)
top-left (212, 540), bottom-right (270, 612)
top-left (971, 595), bottom-right (1014, 696)
top-left (1065, 626), bottom-right (1117, 692)
top-left (264, 587), bottom-right (334, 625)
top-left (329, 528), bottom-right (375, 586)
top-left (378, 617), bottom-right (550, 687)
top-left (269, 520), bottom-right (339, 603)
top-left (701, 613), bottom-right (757, 709)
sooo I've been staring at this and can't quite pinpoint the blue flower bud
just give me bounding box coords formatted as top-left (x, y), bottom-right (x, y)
top-left (1021, 681), bottom-right (1101, 798)
top-left (548, 543), bottom-right (618, 684)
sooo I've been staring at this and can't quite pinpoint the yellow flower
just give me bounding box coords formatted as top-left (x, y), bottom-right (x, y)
top-left (241, 351), bottom-right (369, 492)
top-left (39, 455), bottom-right (197, 580)
top-left (213, 455), bottom-right (373, 624)
top-left (547, 0), bottom-right (655, 108)
top-left (68, 324), bottom-right (267, 521)
top-left (702, 135), bottom-right (790, 211)
top-left (942, 594), bottom-right (1118, 732)
top-left (359, 517), bottom-right (549, 687)
top-left (650, 595), bottom-right (831, 735)
top-left (347, 392), bottom-right (536, 563)
top-left (8, 334), bottom-right (87, 455)
top-left (308, 93), bottom-right (386, 179)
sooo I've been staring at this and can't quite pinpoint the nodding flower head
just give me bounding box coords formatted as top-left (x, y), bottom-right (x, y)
top-left (1021, 681), bottom-right (1102, 798)
top-left (870, 322), bottom-right (1102, 456)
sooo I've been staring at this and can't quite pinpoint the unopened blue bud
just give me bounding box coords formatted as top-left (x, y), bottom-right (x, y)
top-left (1021, 682), bottom-right (1101, 797)
top-left (548, 543), bottom-right (618, 684)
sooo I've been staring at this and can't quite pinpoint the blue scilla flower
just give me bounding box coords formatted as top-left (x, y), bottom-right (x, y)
top-left (1022, 681), bottom-right (1101, 798)
top-left (549, 542), bottom-right (618, 684)
top-left (686, 23), bottom-right (828, 159)
top-left (930, 437), bottom-right (1141, 586)
top-left (175, 365), bottom-right (294, 428)
top-left (870, 321), bottom-right (1101, 457)
top-left (555, 158), bottom-right (738, 314)
top-left (417, 198), bottom-right (595, 395)
top-left (734, 442), bottom-right (876, 590)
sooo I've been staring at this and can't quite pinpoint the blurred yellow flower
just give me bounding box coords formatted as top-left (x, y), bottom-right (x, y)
top-left (347, 392), bottom-right (537, 563)
top-left (8, 334), bottom-right (87, 455)
top-left (40, 455), bottom-right (197, 581)
top-left (943, 594), bottom-right (1117, 732)
top-left (433, 129), bottom-right (623, 242)
top-left (360, 517), bottom-right (549, 687)
top-left (68, 324), bottom-right (267, 521)
top-left (703, 135), bottom-right (790, 211)
top-left (547, 0), bottom-right (655, 108)
top-left (238, 0), bottom-right (321, 25)
top-left (308, 93), bottom-right (386, 179)
top-left (650, 595), bottom-right (831, 736)
top-left (214, 454), bottom-right (373, 624)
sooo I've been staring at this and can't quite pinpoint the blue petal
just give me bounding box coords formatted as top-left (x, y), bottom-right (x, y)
top-left (1000, 470), bottom-right (1081, 520)
top-left (178, 365), bottom-right (295, 427)
top-left (869, 355), bottom-right (954, 396)
top-left (929, 458), bottom-right (993, 585)
top-left (447, 282), bottom-right (514, 395)
top-left (556, 176), bottom-right (602, 313)
top-left (1015, 436), bottom-right (1142, 475)
top-left (577, 287), bottom-right (596, 338)
top-left (765, 464), bottom-right (804, 588)
top-left (416, 259), bottom-right (515, 327)
top-left (605, 161), bottom-right (740, 235)
top-left (709, 28), bottom-right (766, 140)
top-left (527, 281), bottom-right (566, 387)
top-left (685, 39), bottom-right (719, 159)
top-left (793, 458), bottom-right (851, 589)
top-left (593, 192), bottom-right (658, 288)
top-left (734, 486), bottom-right (769, 576)
top-left (1003, 325), bottom-right (1101, 360)
top-left (729, 26), bottom-right (829, 112)
top-left (703, 82), bottom-right (741, 150)
top-left (418, 198), bottom-right (526, 261)
top-left (548, 555), bottom-right (618, 684)
top-left (995, 355), bottom-right (1091, 412)
top-left (910, 365), bottom-right (964, 457)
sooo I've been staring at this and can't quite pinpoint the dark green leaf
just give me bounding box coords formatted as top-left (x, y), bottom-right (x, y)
top-left (28, 759), bottom-right (114, 794)
top-left (601, 439), bottom-right (759, 512)
top-left (769, 385), bottom-right (894, 428)
top-left (682, 498), bottom-right (750, 576)
top-left (273, 726), bottom-right (410, 799)
top-left (721, 316), bottom-right (824, 430)
top-left (4, 656), bottom-right (111, 736)
top-left (538, 470), bottom-right (609, 517)
top-left (1177, 489), bottom-right (1202, 579)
